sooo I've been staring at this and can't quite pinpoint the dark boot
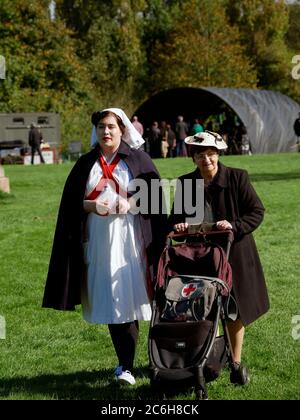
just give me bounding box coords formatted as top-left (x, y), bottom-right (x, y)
top-left (230, 362), bottom-right (250, 385)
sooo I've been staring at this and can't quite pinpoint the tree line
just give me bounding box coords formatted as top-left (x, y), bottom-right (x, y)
top-left (0, 0), bottom-right (299, 151)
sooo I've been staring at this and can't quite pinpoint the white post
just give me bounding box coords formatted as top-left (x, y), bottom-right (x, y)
top-left (0, 165), bottom-right (10, 193)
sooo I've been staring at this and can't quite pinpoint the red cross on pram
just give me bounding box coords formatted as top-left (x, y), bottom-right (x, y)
top-left (181, 283), bottom-right (197, 297)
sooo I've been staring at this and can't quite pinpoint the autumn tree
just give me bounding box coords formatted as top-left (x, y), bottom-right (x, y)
top-left (225, 0), bottom-right (296, 96)
top-left (1, 0), bottom-right (298, 148)
top-left (56, 0), bottom-right (147, 112)
top-left (285, 1), bottom-right (300, 51)
top-left (0, 0), bottom-right (97, 148)
top-left (146, 0), bottom-right (257, 92)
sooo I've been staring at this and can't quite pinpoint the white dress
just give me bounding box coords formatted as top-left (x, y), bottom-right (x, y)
top-left (81, 154), bottom-right (152, 324)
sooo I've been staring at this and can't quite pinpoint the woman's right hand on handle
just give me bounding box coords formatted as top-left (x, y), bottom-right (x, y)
top-left (173, 222), bottom-right (188, 233)
top-left (216, 220), bottom-right (232, 230)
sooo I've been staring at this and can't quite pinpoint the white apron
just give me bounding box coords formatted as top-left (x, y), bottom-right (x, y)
top-left (81, 154), bottom-right (152, 324)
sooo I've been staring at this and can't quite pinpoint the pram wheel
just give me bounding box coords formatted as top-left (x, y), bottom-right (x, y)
top-left (195, 388), bottom-right (208, 400)
top-left (150, 379), bottom-right (166, 399)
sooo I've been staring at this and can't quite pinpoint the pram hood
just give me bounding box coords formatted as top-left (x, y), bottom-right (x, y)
top-left (156, 241), bottom-right (232, 296)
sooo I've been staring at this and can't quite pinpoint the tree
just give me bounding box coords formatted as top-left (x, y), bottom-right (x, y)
top-left (141, 0), bottom-right (181, 60)
top-left (285, 2), bottom-right (300, 51)
top-left (147, 0), bottom-right (257, 92)
top-left (0, 0), bottom-right (96, 149)
top-left (225, 0), bottom-right (293, 93)
top-left (225, 0), bottom-right (300, 100)
top-left (56, 0), bottom-right (147, 112)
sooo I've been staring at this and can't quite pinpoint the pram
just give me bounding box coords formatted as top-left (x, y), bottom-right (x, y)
top-left (148, 226), bottom-right (238, 400)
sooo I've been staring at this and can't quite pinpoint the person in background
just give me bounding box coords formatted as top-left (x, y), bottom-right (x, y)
top-left (168, 130), bottom-right (269, 386)
top-left (131, 115), bottom-right (145, 151)
top-left (148, 121), bottom-right (161, 158)
top-left (131, 115), bottom-right (144, 137)
top-left (28, 122), bottom-right (45, 165)
top-left (190, 118), bottom-right (204, 135)
top-left (42, 108), bottom-right (167, 386)
top-left (175, 115), bottom-right (188, 157)
top-left (160, 120), bottom-right (169, 158)
top-left (206, 121), bottom-right (214, 131)
top-left (293, 111), bottom-right (300, 152)
top-left (166, 124), bottom-right (176, 157)
top-left (239, 125), bottom-right (252, 155)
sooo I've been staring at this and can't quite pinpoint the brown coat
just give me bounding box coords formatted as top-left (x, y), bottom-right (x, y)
top-left (168, 162), bottom-right (269, 326)
top-left (42, 141), bottom-right (167, 310)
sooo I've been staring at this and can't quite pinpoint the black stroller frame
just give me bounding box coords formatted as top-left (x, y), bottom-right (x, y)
top-left (148, 229), bottom-right (237, 400)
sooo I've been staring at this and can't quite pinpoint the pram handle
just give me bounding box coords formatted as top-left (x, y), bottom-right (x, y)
top-left (166, 228), bottom-right (234, 258)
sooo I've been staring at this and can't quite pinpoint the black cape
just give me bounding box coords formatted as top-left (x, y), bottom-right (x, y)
top-left (42, 142), bottom-right (167, 310)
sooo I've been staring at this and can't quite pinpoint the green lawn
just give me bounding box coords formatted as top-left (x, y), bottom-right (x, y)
top-left (0, 153), bottom-right (299, 400)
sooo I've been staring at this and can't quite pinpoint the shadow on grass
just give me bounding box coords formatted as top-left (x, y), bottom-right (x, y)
top-left (250, 171), bottom-right (300, 183)
top-left (0, 366), bottom-right (163, 400)
top-left (0, 366), bottom-right (203, 400)
top-left (0, 191), bottom-right (15, 203)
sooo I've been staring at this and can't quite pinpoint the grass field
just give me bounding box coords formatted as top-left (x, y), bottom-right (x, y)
top-left (0, 153), bottom-right (299, 400)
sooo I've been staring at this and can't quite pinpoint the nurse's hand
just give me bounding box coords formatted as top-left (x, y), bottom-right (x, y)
top-left (114, 197), bottom-right (130, 214)
top-left (95, 200), bottom-right (110, 216)
top-left (83, 199), bottom-right (110, 216)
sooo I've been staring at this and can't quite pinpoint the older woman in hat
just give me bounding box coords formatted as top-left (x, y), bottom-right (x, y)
top-left (168, 130), bottom-right (269, 385)
top-left (43, 108), bottom-right (167, 386)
